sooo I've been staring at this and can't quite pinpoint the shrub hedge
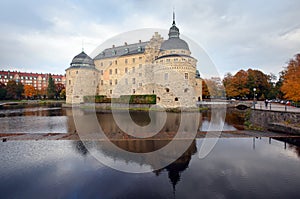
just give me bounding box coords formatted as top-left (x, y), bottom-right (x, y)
top-left (84, 94), bottom-right (156, 104)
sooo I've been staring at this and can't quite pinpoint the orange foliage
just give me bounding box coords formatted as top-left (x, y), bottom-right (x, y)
top-left (224, 70), bottom-right (249, 98)
top-left (24, 85), bottom-right (36, 98)
top-left (281, 54), bottom-right (300, 101)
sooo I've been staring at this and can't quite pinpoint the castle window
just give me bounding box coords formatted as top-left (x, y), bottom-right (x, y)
top-left (139, 83), bottom-right (142, 86)
top-left (166, 59), bottom-right (170, 62)
top-left (109, 80), bottom-right (112, 85)
top-left (174, 58), bottom-right (178, 62)
top-left (185, 73), bottom-right (188, 79)
top-left (125, 59), bottom-right (128, 64)
top-left (100, 62), bottom-right (103, 66)
top-left (175, 97), bottom-right (178, 101)
top-left (101, 80), bottom-right (103, 85)
top-left (184, 88), bottom-right (188, 93)
top-left (166, 88), bottom-right (169, 93)
top-left (109, 69), bottom-right (112, 75)
top-left (181, 50), bottom-right (185, 54)
top-left (100, 70), bottom-right (103, 75)
top-left (115, 60), bottom-right (117, 65)
top-left (132, 67), bottom-right (135, 73)
top-left (164, 73), bottom-right (168, 80)
top-left (133, 89), bottom-right (136, 94)
top-left (125, 67), bottom-right (128, 73)
top-left (132, 58), bottom-right (135, 63)
top-left (139, 56), bottom-right (142, 60)
top-left (69, 80), bottom-right (71, 85)
top-left (115, 79), bottom-right (117, 85)
top-left (155, 56), bottom-right (158, 59)
top-left (115, 68), bottom-right (117, 74)
top-left (132, 78), bottom-right (136, 84)
top-left (110, 90), bottom-right (112, 94)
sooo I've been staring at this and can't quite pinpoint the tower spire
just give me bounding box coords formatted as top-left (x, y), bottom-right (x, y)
top-left (82, 39), bottom-right (84, 52)
top-left (172, 8), bottom-right (175, 25)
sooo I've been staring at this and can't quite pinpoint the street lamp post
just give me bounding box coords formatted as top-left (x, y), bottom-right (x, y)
top-left (253, 88), bottom-right (256, 109)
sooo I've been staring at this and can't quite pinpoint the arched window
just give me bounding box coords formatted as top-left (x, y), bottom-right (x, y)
top-left (175, 97), bottom-right (178, 101)
top-left (165, 88), bottom-right (169, 93)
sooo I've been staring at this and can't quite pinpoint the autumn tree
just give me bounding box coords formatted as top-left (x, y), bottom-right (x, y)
top-left (202, 80), bottom-right (210, 99)
top-left (60, 88), bottom-right (66, 99)
top-left (223, 70), bottom-right (249, 99)
top-left (24, 85), bottom-right (36, 99)
top-left (55, 83), bottom-right (65, 98)
top-left (281, 54), bottom-right (300, 101)
top-left (202, 78), bottom-right (225, 99)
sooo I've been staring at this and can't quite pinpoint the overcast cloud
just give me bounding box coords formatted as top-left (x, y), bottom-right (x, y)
top-left (0, 0), bottom-right (299, 78)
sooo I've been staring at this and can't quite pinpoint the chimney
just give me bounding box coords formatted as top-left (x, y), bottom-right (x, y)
top-left (112, 44), bottom-right (115, 48)
top-left (124, 42), bottom-right (127, 46)
top-left (139, 40), bottom-right (141, 43)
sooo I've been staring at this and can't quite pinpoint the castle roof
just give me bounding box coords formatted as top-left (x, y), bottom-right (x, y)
top-left (67, 51), bottom-right (96, 70)
top-left (160, 12), bottom-right (190, 51)
top-left (94, 41), bottom-right (149, 60)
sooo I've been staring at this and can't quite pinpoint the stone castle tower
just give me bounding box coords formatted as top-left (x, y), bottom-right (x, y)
top-left (66, 14), bottom-right (202, 107)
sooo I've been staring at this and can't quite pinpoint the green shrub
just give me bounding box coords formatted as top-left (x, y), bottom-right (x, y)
top-left (84, 95), bottom-right (156, 104)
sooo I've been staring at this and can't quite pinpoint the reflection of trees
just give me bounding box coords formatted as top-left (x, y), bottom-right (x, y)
top-left (202, 109), bottom-right (246, 129)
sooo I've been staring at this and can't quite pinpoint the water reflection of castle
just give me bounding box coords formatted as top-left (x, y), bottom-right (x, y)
top-left (73, 139), bottom-right (197, 193)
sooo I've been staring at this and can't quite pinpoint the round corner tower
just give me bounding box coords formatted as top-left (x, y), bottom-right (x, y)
top-left (65, 51), bottom-right (99, 104)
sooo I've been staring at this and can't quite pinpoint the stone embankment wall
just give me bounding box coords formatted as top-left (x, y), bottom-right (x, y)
top-left (250, 109), bottom-right (300, 134)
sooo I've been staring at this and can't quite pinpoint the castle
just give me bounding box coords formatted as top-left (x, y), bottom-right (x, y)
top-left (66, 14), bottom-right (202, 108)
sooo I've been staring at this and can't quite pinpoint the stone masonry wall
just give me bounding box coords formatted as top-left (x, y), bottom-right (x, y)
top-left (250, 109), bottom-right (300, 133)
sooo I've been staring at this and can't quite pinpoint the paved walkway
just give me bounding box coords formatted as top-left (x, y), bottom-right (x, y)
top-left (252, 101), bottom-right (300, 113)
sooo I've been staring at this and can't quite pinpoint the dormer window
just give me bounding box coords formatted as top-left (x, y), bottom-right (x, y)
top-left (112, 50), bottom-right (116, 55)
top-left (137, 46), bottom-right (141, 52)
top-left (125, 48), bottom-right (129, 53)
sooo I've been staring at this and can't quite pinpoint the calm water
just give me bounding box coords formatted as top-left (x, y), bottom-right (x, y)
top-left (1, 138), bottom-right (300, 198)
top-left (0, 105), bottom-right (244, 134)
top-left (1, 105), bottom-right (300, 198)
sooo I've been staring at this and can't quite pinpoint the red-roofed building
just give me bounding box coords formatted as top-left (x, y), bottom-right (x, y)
top-left (0, 70), bottom-right (66, 90)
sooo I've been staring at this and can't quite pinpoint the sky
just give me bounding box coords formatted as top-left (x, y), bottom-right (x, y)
top-left (0, 0), bottom-right (299, 79)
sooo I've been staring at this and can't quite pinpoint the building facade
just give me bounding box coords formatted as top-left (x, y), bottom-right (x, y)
top-left (66, 15), bottom-right (202, 107)
top-left (0, 70), bottom-right (65, 91)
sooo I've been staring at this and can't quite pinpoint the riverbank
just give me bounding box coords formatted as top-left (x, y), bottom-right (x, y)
top-left (0, 100), bottom-right (65, 108)
top-left (63, 103), bottom-right (210, 112)
top-left (1, 130), bottom-right (299, 142)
